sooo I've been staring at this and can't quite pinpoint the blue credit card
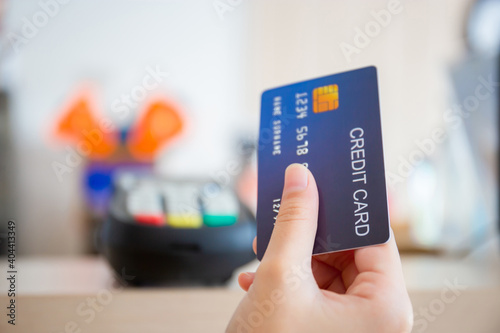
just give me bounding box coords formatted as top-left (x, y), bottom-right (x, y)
top-left (257, 66), bottom-right (390, 260)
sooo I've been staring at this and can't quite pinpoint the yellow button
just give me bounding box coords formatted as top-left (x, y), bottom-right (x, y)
top-left (168, 214), bottom-right (202, 228)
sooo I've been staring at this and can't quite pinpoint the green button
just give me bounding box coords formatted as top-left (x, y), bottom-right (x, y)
top-left (203, 215), bottom-right (237, 227)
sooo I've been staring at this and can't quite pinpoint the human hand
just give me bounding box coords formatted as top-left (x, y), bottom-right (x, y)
top-left (227, 163), bottom-right (413, 332)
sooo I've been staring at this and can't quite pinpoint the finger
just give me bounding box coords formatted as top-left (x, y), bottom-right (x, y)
top-left (347, 230), bottom-right (412, 328)
top-left (237, 272), bottom-right (255, 292)
top-left (340, 261), bottom-right (359, 290)
top-left (260, 164), bottom-right (319, 269)
top-left (347, 230), bottom-right (407, 298)
top-left (252, 237), bottom-right (257, 255)
top-left (354, 229), bottom-right (402, 279)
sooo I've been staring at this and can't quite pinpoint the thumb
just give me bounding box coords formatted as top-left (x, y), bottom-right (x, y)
top-left (261, 163), bottom-right (319, 269)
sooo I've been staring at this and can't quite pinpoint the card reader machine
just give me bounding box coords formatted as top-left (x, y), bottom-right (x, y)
top-left (99, 173), bottom-right (256, 285)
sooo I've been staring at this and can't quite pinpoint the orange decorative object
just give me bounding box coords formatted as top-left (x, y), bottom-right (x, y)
top-left (55, 93), bottom-right (117, 159)
top-left (127, 100), bottom-right (183, 161)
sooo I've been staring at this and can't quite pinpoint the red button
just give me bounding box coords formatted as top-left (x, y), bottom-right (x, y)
top-left (135, 214), bottom-right (164, 226)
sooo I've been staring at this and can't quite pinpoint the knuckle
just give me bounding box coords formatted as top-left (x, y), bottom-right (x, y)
top-left (349, 273), bottom-right (379, 297)
top-left (276, 197), bottom-right (313, 224)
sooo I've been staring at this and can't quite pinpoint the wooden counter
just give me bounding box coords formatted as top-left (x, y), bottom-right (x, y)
top-left (1, 252), bottom-right (500, 332)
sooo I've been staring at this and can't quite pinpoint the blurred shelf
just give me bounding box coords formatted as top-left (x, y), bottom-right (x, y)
top-left (3, 250), bottom-right (500, 295)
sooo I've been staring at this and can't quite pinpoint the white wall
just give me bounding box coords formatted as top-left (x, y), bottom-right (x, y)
top-left (246, 0), bottom-right (472, 225)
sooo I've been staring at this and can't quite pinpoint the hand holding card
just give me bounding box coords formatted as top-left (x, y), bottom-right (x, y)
top-left (227, 164), bottom-right (412, 333)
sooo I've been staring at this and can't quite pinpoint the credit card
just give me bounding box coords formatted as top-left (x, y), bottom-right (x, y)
top-left (256, 66), bottom-right (390, 260)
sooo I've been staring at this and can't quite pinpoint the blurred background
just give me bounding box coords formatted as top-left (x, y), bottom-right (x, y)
top-left (0, 0), bottom-right (497, 255)
top-left (0, 0), bottom-right (499, 331)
